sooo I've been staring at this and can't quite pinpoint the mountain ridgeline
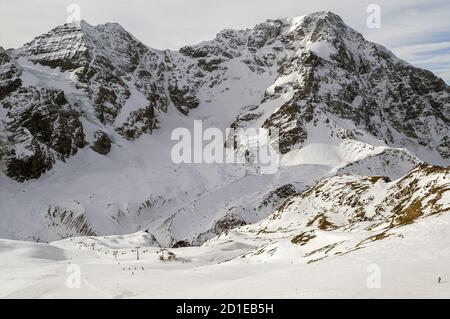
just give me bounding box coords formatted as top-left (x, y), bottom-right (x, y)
top-left (0, 12), bottom-right (449, 247)
top-left (0, 11), bottom-right (448, 181)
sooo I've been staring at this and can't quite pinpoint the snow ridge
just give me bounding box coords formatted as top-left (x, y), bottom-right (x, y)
top-left (0, 11), bottom-right (448, 246)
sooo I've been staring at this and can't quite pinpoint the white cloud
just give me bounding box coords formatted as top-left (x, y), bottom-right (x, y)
top-left (436, 70), bottom-right (450, 83)
top-left (393, 41), bottom-right (450, 58)
top-left (391, 40), bottom-right (450, 82)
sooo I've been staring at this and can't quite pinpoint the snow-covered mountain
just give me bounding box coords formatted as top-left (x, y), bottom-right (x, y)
top-left (0, 164), bottom-right (448, 298)
top-left (206, 163), bottom-right (449, 263)
top-left (0, 11), bottom-right (448, 247)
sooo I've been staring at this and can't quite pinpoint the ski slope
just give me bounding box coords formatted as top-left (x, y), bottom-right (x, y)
top-left (0, 211), bottom-right (449, 298)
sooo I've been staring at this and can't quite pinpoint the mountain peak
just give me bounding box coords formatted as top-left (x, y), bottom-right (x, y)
top-left (305, 10), bottom-right (339, 19)
top-left (2, 10), bottom-right (449, 183)
top-left (79, 20), bottom-right (129, 35)
top-left (62, 19), bottom-right (125, 32)
top-left (284, 11), bottom-right (344, 29)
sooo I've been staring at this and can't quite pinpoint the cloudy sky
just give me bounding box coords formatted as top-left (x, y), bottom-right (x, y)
top-left (1, 0), bottom-right (449, 83)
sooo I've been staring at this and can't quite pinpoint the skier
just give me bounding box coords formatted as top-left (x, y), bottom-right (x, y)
top-left (438, 277), bottom-right (442, 284)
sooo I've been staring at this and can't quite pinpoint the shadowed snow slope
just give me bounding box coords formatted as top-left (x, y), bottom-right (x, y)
top-left (0, 11), bottom-right (448, 250)
top-left (0, 167), bottom-right (448, 298)
top-left (206, 164), bottom-right (449, 264)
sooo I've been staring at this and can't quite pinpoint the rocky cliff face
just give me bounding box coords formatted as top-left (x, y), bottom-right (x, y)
top-left (0, 47), bottom-right (85, 180)
top-left (2, 12), bottom-right (449, 181)
top-left (0, 11), bottom-right (448, 244)
top-left (0, 47), bottom-right (22, 99)
top-left (228, 12), bottom-right (449, 161)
